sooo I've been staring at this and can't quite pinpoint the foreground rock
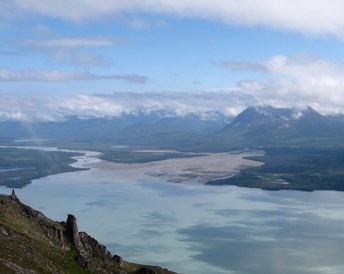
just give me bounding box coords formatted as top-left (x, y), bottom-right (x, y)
top-left (0, 191), bottom-right (176, 274)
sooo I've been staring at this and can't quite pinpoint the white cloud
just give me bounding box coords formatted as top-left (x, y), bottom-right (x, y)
top-left (0, 91), bottom-right (257, 121)
top-left (51, 49), bottom-right (111, 67)
top-left (0, 68), bottom-right (148, 83)
top-left (7, 0), bottom-right (344, 39)
top-left (50, 95), bottom-right (125, 118)
top-left (129, 18), bottom-right (151, 30)
top-left (0, 96), bottom-right (64, 122)
top-left (236, 55), bottom-right (344, 114)
top-left (0, 68), bottom-right (80, 81)
top-left (21, 38), bottom-right (123, 48)
top-left (1, 80), bottom-right (343, 122)
top-left (11, 38), bottom-right (119, 68)
top-left (215, 61), bottom-right (268, 73)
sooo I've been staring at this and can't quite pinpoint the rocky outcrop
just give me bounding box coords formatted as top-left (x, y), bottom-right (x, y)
top-left (11, 189), bottom-right (18, 200)
top-left (65, 213), bottom-right (174, 274)
top-left (0, 191), bottom-right (176, 274)
top-left (66, 214), bottom-right (126, 274)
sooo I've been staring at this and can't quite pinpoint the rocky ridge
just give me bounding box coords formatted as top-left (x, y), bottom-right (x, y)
top-left (0, 191), bottom-right (175, 274)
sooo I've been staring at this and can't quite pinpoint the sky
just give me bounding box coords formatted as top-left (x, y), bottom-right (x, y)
top-left (1, 0), bottom-right (344, 121)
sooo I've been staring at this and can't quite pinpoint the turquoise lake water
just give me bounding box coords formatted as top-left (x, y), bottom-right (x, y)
top-left (1, 149), bottom-right (344, 274)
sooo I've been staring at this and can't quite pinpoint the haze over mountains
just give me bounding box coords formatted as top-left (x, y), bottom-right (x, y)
top-left (1, 105), bottom-right (343, 150)
top-left (0, 92), bottom-right (255, 122)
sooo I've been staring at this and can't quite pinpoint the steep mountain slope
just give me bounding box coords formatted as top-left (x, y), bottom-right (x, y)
top-left (0, 192), bottom-right (175, 274)
top-left (219, 106), bottom-right (344, 146)
top-left (212, 106), bottom-right (344, 190)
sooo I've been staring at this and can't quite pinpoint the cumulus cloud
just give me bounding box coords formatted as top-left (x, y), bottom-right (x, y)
top-left (50, 95), bottom-right (125, 118)
top-left (234, 55), bottom-right (344, 114)
top-left (0, 96), bottom-right (63, 122)
top-left (0, 95), bottom-right (125, 122)
top-left (6, 0), bottom-right (344, 39)
top-left (0, 68), bottom-right (148, 83)
top-left (0, 91), bottom-right (257, 122)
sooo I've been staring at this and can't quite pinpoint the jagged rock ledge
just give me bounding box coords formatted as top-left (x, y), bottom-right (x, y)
top-left (0, 191), bottom-right (176, 274)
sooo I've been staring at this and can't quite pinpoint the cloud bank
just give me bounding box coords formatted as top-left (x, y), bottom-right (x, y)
top-left (1, 63), bottom-right (344, 122)
top-left (6, 0), bottom-right (344, 39)
top-left (0, 91), bottom-right (257, 122)
top-left (0, 68), bottom-right (148, 83)
top-left (222, 55), bottom-right (344, 115)
top-left (1, 54), bottom-right (344, 121)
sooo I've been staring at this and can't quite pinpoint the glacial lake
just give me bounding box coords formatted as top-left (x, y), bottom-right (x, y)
top-left (2, 148), bottom-right (344, 274)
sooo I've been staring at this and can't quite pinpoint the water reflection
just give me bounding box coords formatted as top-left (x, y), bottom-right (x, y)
top-left (179, 210), bottom-right (344, 274)
top-left (1, 166), bottom-right (344, 274)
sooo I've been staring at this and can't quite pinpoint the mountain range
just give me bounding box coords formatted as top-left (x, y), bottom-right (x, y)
top-left (1, 106), bottom-right (344, 191)
top-left (219, 106), bottom-right (344, 145)
top-left (0, 106), bottom-right (343, 150)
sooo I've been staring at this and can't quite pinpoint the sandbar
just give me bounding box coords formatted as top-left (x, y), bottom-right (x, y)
top-left (87, 150), bottom-right (265, 184)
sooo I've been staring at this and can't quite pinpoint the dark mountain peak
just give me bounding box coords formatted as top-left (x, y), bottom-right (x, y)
top-left (232, 105), bottom-right (322, 123)
top-left (227, 105), bottom-right (294, 130)
top-left (219, 105), bottom-right (335, 138)
top-left (301, 105), bottom-right (323, 118)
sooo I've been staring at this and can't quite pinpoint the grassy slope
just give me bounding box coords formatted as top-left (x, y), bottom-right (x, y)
top-left (0, 194), bottom-right (90, 273)
top-left (0, 194), bottom-right (175, 274)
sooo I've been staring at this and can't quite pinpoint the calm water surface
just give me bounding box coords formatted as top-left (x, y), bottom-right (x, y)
top-left (1, 151), bottom-right (344, 274)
